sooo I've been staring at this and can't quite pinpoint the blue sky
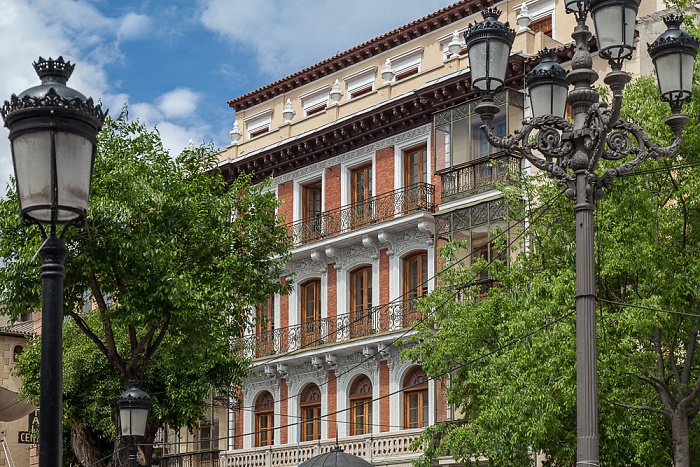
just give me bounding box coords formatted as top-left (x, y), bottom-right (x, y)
top-left (0, 0), bottom-right (456, 189)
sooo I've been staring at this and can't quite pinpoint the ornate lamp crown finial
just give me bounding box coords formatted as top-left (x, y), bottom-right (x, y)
top-left (32, 56), bottom-right (75, 85)
top-left (482, 7), bottom-right (503, 20)
top-left (663, 14), bottom-right (684, 29)
top-left (538, 47), bottom-right (558, 61)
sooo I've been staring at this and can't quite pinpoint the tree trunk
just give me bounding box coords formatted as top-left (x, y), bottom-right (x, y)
top-left (671, 405), bottom-right (691, 467)
top-left (70, 424), bottom-right (107, 467)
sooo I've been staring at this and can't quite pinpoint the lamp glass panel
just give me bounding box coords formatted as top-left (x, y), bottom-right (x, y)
top-left (681, 53), bottom-right (695, 93)
top-left (12, 131), bottom-right (52, 222)
top-left (623, 6), bottom-right (636, 49)
top-left (55, 131), bottom-right (93, 222)
top-left (120, 406), bottom-right (150, 437)
top-left (468, 41), bottom-right (488, 89)
top-left (550, 85), bottom-right (569, 118)
top-left (593, 4), bottom-right (623, 52)
top-left (488, 41), bottom-right (510, 91)
top-left (530, 84), bottom-right (568, 119)
top-left (655, 53), bottom-right (682, 96)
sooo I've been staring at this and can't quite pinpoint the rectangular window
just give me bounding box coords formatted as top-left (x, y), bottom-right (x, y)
top-left (389, 47), bottom-right (423, 82)
top-left (530, 15), bottom-right (553, 37)
top-left (351, 164), bottom-right (373, 228)
top-left (351, 399), bottom-right (372, 436)
top-left (255, 295), bottom-right (275, 357)
top-left (433, 90), bottom-right (524, 172)
top-left (244, 109), bottom-right (273, 139)
top-left (301, 280), bottom-right (321, 347)
top-left (344, 66), bottom-right (376, 100)
top-left (301, 180), bottom-right (323, 242)
top-left (300, 86), bottom-right (330, 117)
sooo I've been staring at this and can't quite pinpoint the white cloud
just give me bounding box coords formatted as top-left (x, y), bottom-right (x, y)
top-left (200, 0), bottom-right (455, 79)
top-left (157, 88), bottom-right (201, 119)
top-left (118, 13), bottom-right (152, 41)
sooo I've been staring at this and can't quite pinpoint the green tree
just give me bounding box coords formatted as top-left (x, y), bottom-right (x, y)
top-left (405, 42), bottom-right (700, 467)
top-left (4, 109), bottom-right (291, 466)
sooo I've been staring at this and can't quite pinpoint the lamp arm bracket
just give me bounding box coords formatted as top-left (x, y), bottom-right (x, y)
top-left (481, 115), bottom-right (577, 196)
top-left (597, 117), bottom-right (685, 190)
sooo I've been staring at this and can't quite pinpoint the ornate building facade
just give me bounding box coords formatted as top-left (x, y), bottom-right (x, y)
top-left (159, 0), bottom-right (671, 465)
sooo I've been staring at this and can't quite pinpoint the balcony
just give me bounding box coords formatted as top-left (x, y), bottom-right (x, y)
top-left (161, 450), bottom-right (220, 467)
top-left (220, 429), bottom-right (423, 467)
top-left (242, 302), bottom-right (424, 359)
top-left (288, 182), bottom-right (435, 246)
top-left (439, 152), bottom-right (521, 203)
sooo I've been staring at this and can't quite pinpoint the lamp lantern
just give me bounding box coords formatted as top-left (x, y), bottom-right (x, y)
top-left (117, 382), bottom-right (152, 439)
top-left (1, 56), bottom-right (105, 227)
top-left (526, 48), bottom-right (569, 119)
top-left (589, 0), bottom-right (641, 66)
top-left (648, 14), bottom-right (699, 113)
top-left (464, 8), bottom-right (515, 94)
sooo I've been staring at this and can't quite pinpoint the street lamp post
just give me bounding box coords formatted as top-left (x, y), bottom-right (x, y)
top-left (0, 57), bottom-right (106, 467)
top-left (464, 4), bottom-right (698, 466)
top-left (117, 382), bottom-right (153, 467)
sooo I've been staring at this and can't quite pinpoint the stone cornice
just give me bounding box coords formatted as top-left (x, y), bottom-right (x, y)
top-left (221, 56), bottom-right (525, 185)
top-left (227, 0), bottom-right (495, 112)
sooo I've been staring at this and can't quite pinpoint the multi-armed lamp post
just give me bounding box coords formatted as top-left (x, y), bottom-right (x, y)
top-left (464, 2), bottom-right (697, 465)
top-left (1, 57), bottom-right (106, 466)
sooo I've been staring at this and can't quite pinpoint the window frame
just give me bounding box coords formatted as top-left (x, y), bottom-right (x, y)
top-left (349, 375), bottom-right (373, 436)
top-left (301, 279), bottom-right (322, 347)
top-left (300, 85), bottom-right (330, 117)
top-left (403, 367), bottom-right (429, 429)
top-left (254, 392), bottom-right (275, 447)
top-left (300, 384), bottom-right (322, 441)
top-left (344, 66), bottom-right (377, 100)
top-left (244, 109), bottom-right (274, 139)
top-left (349, 266), bottom-right (373, 338)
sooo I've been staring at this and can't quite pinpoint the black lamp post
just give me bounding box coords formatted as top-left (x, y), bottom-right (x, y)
top-left (465, 4), bottom-right (697, 466)
top-left (117, 382), bottom-right (153, 467)
top-left (0, 57), bottom-right (105, 467)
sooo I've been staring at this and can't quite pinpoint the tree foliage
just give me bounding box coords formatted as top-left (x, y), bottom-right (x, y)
top-left (5, 109), bottom-right (292, 466)
top-left (405, 34), bottom-right (700, 467)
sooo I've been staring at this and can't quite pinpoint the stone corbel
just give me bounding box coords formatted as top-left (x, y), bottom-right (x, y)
top-left (418, 220), bottom-right (435, 245)
top-left (264, 365), bottom-right (277, 379)
top-left (362, 234), bottom-right (380, 260)
top-left (276, 363), bottom-right (288, 379)
top-left (325, 247), bottom-right (343, 270)
top-left (377, 231), bottom-right (395, 256)
top-left (311, 355), bottom-right (325, 370)
top-left (377, 342), bottom-right (392, 360)
top-left (310, 249), bottom-right (330, 274)
top-left (325, 353), bottom-right (337, 369)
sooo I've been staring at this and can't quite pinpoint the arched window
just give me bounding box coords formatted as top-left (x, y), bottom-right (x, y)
top-left (403, 367), bottom-right (429, 429)
top-left (301, 279), bottom-right (322, 347)
top-left (349, 266), bottom-right (373, 338)
top-left (403, 251), bottom-right (428, 325)
top-left (349, 375), bottom-right (373, 436)
top-left (300, 384), bottom-right (321, 441)
top-left (12, 346), bottom-right (23, 363)
top-left (255, 392), bottom-right (274, 447)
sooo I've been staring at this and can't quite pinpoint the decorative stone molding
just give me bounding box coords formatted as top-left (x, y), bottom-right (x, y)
top-left (325, 242), bottom-right (375, 271)
top-left (310, 249), bottom-right (331, 274)
top-left (287, 257), bottom-right (323, 282)
top-left (392, 228), bottom-right (433, 258)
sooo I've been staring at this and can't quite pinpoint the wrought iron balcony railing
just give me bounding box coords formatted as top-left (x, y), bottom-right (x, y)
top-left (243, 301), bottom-right (425, 359)
top-left (439, 152), bottom-right (520, 202)
top-left (161, 450), bottom-right (220, 467)
top-left (288, 182), bottom-right (435, 246)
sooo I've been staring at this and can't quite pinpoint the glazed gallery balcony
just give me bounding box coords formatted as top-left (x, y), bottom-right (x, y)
top-left (221, 429), bottom-right (423, 467)
top-left (241, 302), bottom-right (425, 359)
top-left (438, 151), bottom-right (521, 203)
top-left (288, 182), bottom-right (435, 246)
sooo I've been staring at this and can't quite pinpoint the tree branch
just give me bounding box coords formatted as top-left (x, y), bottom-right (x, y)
top-left (139, 317), bottom-right (171, 376)
top-left (607, 399), bottom-right (670, 418)
top-left (68, 310), bottom-right (126, 375)
top-left (681, 325), bottom-right (697, 389)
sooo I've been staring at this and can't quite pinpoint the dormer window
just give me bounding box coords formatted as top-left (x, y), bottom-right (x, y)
top-left (300, 86), bottom-right (330, 117)
top-left (244, 109), bottom-right (273, 139)
top-left (389, 47), bottom-right (423, 81)
top-left (344, 66), bottom-right (377, 99)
